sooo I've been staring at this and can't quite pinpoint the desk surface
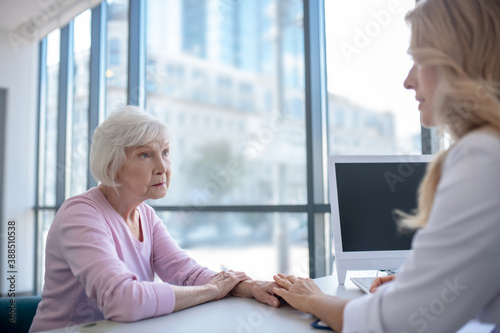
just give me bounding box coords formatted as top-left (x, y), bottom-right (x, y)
top-left (39, 273), bottom-right (495, 333)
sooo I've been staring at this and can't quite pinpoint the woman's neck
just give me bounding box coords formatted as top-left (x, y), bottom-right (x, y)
top-left (98, 185), bottom-right (141, 223)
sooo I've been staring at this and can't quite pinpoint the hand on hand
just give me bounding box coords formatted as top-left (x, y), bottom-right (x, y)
top-left (250, 281), bottom-right (281, 308)
top-left (369, 275), bottom-right (396, 293)
top-left (209, 270), bottom-right (251, 300)
top-left (272, 273), bottom-right (324, 313)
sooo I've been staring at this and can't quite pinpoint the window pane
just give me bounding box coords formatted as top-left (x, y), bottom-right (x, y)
top-left (38, 29), bottom-right (60, 207)
top-left (37, 209), bottom-right (56, 292)
top-left (145, 0), bottom-right (306, 206)
top-left (325, 0), bottom-right (421, 155)
top-left (68, 10), bottom-right (91, 197)
top-left (106, 0), bottom-right (129, 116)
top-left (156, 211), bottom-right (309, 279)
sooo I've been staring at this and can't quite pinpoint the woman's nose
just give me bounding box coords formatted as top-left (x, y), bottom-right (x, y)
top-left (155, 157), bottom-right (168, 174)
top-left (404, 65), bottom-right (417, 90)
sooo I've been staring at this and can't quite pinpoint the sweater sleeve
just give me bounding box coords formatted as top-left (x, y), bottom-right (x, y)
top-left (149, 210), bottom-right (217, 286)
top-left (342, 132), bottom-right (500, 332)
top-left (57, 203), bottom-right (176, 322)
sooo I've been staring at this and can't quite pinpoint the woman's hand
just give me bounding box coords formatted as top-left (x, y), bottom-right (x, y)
top-left (272, 273), bottom-right (348, 333)
top-left (208, 270), bottom-right (251, 300)
top-left (272, 273), bottom-right (324, 313)
top-left (172, 270), bottom-right (250, 312)
top-left (369, 275), bottom-right (396, 293)
top-left (249, 281), bottom-right (281, 308)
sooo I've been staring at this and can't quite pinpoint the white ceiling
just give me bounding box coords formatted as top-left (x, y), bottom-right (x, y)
top-left (0, 0), bottom-right (46, 32)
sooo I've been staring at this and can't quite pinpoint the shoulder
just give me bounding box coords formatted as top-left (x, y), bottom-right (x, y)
top-left (47, 189), bottom-right (114, 245)
top-left (434, 128), bottom-right (500, 210)
top-left (443, 128), bottom-right (500, 175)
top-left (449, 128), bottom-right (500, 158)
top-left (58, 188), bottom-right (106, 214)
top-left (54, 188), bottom-right (113, 232)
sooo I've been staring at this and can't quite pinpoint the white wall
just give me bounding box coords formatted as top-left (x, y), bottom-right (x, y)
top-left (0, 28), bottom-right (39, 295)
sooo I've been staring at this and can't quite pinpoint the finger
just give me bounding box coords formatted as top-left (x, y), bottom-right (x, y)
top-left (272, 287), bottom-right (288, 298)
top-left (225, 271), bottom-right (245, 279)
top-left (370, 277), bottom-right (383, 288)
top-left (232, 272), bottom-right (251, 281)
top-left (277, 273), bottom-right (298, 283)
top-left (238, 272), bottom-right (252, 280)
top-left (259, 292), bottom-right (280, 308)
top-left (276, 273), bottom-right (297, 283)
top-left (273, 275), bottom-right (292, 289)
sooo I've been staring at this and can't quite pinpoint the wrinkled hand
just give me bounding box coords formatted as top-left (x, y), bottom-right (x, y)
top-left (250, 281), bottom-right (281, 308)
top-left (369, 275), bottom-right (396, 293)
top-left (209, 270), bottom-right (251, 300)
top-left (272, 273), bottom-right (324, 313)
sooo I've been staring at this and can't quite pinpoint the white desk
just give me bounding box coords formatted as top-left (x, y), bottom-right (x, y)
top-left (39, 274), bottom-right (495, 333)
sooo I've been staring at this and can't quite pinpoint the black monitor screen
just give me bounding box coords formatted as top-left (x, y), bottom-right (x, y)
top-left (335, 162), bottom-right (427, 252)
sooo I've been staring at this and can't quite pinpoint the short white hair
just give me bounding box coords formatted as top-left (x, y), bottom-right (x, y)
top-left (90, 105), bottom-right (169, 188)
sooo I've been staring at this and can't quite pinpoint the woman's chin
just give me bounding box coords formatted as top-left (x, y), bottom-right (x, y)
top-left (147, 188), bottom-right (168, 201)
top-left (420, 114), bottom-right (436, 129)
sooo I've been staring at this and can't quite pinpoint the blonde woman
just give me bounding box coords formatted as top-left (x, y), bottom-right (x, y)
top-left (273, 0), bottom-right (500, 332)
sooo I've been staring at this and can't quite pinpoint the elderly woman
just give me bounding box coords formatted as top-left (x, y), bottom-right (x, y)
top-left (273, 0), bottom-right (500, 332)
top-left (30, 106), bottom-right (279, 332)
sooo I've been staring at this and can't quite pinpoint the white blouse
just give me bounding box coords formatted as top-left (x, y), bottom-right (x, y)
top-left (342, 129), bottom-right (500, 333)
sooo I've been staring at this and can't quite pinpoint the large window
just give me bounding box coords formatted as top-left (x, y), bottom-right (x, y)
top-left (35, 0), bottom-right (430, 293)
top-left (36, 29), bottom-right (60, 285)
top-left (69, 10), bottom-right (91, 197)
top-left (36, 0), bottom-right (318, 293)
top-left (145, 0), bottom-right (306, 207)
top-left (38, 29), bottom-right (60, 208)
top-left (145, 0), bottom-right (308, 279)
top-left (325, 0), bottom-right (421, 155)
top-left (105, 0), bottom-right (129, 115)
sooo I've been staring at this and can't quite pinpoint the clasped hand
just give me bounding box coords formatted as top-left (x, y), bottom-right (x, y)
top-left (272, 273), bottom-right (324, 313)
top-left (208, 270), bottom-right (251, 300)
top-left (208, 271), bottom-right (281, 308)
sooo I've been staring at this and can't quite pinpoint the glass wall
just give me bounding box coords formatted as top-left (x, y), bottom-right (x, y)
top-left (105, 0), bottom-right (129, 115)
top-left (325, 0), bottom-right (421, 155)
top-left (145, 0), bottom-right (306, 206)
top-left (68, 10), bottom-right (91, 197)
top-left (36, 0), bottom-right (316, 291)
top-left (158, 212), bottom-right (309, 280)
top-left (144, 0), bottom-right (307, 279)
top-left (36, 0), bottom-right (427, 293)
top-left (38, 29), bottom-right (60, 208)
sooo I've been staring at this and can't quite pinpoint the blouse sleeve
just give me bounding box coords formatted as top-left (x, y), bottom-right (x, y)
top-left (150, 211), bottom-right (217, 286)
top-left (57, 203), bottom-right (176, 322)
top-left (342, 132), bottom-right (500, 333)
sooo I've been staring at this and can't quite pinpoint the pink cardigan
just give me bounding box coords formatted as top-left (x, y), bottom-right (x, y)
top-left (30, 187), bottom-right (216, 332)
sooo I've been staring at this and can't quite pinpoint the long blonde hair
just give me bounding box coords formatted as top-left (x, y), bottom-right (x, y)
top-left (400, 0), bottom-right (500, 229)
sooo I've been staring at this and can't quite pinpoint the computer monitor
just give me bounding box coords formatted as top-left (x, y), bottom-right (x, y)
top-left (328, 155), bottom-right (435, 284)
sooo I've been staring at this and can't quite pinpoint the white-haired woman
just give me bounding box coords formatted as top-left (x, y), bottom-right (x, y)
top-left (273, 0), bottom-right (500, 332)
top-left (30, 106), bottom-right (280, 332)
